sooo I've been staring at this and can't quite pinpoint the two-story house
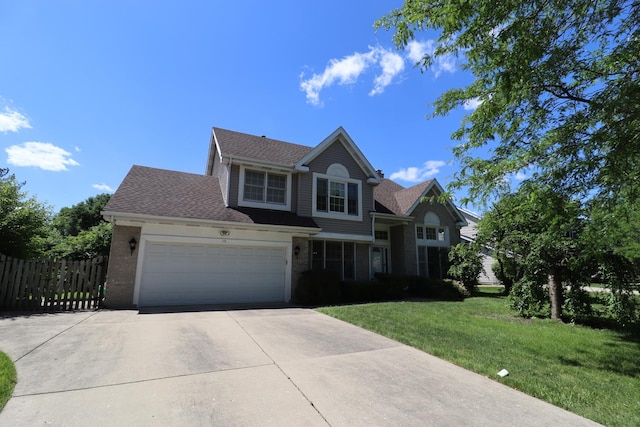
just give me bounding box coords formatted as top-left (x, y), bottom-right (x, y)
top-left (102, 127), bottom-right (467, 308)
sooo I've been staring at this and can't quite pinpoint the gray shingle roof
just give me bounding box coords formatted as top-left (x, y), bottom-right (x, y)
top-left (213, 127), bottom-right (314, 166)
top-left (374, 178), bottom-right (434, 216)
top-left (104, 165), bottom-right (318, 228)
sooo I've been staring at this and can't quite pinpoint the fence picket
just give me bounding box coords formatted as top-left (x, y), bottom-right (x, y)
top-left (0, 254), bottom-right (108, 312)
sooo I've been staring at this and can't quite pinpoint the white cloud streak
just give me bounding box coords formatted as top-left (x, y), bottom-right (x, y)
top-left (6, 142), bottom-right (80, 171)
top-left (300, 41), bottom-right (458, 106)
top-left (389, 160), bottom-right (447, 183)
top-left (463, 98), bottom-right (483, 111)
top-left (93, 183), bottom-right (114, 192)
top-left (300, 46), bottom-right (405, 106)
top-left (0, 107), bottom-right (31, 132)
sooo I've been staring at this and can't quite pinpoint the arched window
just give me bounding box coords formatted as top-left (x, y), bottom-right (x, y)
top-left (312, 163), bottom-right (362, 220)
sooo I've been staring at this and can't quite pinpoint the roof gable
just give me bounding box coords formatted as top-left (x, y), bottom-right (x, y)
top-left (373, 177), bottom-right (467, 226)
top-left (206, 127), bottom-right (314, 172)
top-left (295, 127), bottom-right (381, 184)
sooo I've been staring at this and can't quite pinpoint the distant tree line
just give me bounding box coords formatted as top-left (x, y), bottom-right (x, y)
top-left (0, 167), bottom-right (112, 260)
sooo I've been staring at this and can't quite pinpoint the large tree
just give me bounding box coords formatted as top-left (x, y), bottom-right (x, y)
top-left (0, 168), bottom-right (52, 258)
top-left (377, 0), bottom-right (639, 204)
top-left (477, 182), bottom-right (587, 320)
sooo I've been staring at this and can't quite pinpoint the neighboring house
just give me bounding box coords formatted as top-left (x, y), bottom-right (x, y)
top-left (458, 207), bottom-right (500, 285)
top-left (102, 127), bottom-right (468, 308)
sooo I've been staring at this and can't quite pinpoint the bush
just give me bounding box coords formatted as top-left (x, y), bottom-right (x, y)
top-left (605, 290), bottom-right (639, 328)
top-left (340, 280), bottom-right (390, 303)
top-left (448, 243), bottom-right (483, 293)
top-left (293, 269), bottom-right (341, 306)
top-left (563, 285), bottom-right (593, 323)
top-left (508, 278), bottom-right (549, 318)
top-left (376, 273), bottom-right (465, 301)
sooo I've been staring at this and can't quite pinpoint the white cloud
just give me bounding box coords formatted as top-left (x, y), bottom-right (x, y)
top-left (300, 46), bottom-right (404, 106)
top-left (405, 40), bottom-right (457, 78)
top-left (389, 160), bottom-right (446, 182)
top-left (370, 51), bottom-right (405, 96)
top-left (0, 106), bottom-right (31, 132)
top-left (406, 40), bottom-right (432, 63)
top-left (463, 97), bottom-right (483, 110)
top-left (93, 183), bottom-right (114, 192)
top-left (6, 142), bottom-right (80, 171)
top-left (514, 171), bottom-right (528, 180)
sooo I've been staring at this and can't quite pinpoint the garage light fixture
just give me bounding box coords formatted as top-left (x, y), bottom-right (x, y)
top-left (294, 245), bottom-right (301, 258)
top-left (129, 237), bottom-right (137, 256)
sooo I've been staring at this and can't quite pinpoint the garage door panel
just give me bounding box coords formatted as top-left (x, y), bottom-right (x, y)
top-left (139, 242), bottom-right (286, 306)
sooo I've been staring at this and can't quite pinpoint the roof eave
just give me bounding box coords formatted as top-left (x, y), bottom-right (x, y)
top-left (101, 211), bottom-right (322, 235)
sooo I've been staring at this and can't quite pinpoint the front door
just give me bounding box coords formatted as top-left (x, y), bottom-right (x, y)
top-left (371, 246), bottom-right (388, 275)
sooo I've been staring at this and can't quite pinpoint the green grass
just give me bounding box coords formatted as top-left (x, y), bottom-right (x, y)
top-left (318, 290), bottom-right (640, 427)
top-left (0, 351), bottom-right (16, 411)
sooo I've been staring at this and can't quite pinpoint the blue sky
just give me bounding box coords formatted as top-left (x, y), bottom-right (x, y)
top-left (1, 1), bottom-right (493, 214)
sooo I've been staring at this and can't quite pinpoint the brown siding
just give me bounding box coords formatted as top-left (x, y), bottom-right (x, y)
top-left (299, 139), bottom-right (374, 236)
top-left (104, 225), bottom-right (141, 308)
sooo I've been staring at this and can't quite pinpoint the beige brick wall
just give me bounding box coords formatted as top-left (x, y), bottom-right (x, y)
top-left (104, 225), bottom-right (141, 308)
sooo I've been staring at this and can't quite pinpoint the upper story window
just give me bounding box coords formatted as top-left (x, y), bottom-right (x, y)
top-left (312, 163), bottom-right (362, 221)
top-left (416, 211), bottom-right (448, 245)
top-left (239, 166), bottom-right (291, 211)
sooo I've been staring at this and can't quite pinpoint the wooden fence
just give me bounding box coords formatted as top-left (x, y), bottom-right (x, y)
top-left (0, 254), bottom-right (108, 312)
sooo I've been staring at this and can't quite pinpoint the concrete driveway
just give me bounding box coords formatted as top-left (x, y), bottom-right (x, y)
top-left (0, 307), bottom-right (600, 426)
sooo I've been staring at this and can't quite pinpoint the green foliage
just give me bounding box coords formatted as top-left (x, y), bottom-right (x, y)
top-left (53, 193), bottom-right (111, 237)
top-left (0, 168), bottom-right (52, 258)
top-left (376, 273), bottom-right (466, 300)
top-left (562, 285), bottom-right (593, 323)
top-left (340, 280), bottom-right (392, 303)
top-left (478, 182), bottom-right (587, 319)
top-left (447, 243), bottom-right (483, 293)
top-left (48, 221), bottom-right (113, 259)
top-left (48, 193), bottom-right (113, 259)
top-left (0, 351), bottom-right (17, 411)
top-left (293, 269), bottom-right (341, 306)
top-left (377, 0), bottom-right (640, 205)
top-left (604, 291), bottom-right (639, 328)
top-left (509, 278), bottom-right (549, 318)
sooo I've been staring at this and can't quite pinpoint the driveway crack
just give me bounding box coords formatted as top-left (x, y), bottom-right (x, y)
top-left (14, 311), bottom-right (99, 363)
top-left (226, 311), bottom-right (332, 426)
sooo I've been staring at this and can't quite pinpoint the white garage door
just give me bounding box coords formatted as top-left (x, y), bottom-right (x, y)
top-left (139, 242), bottom-right (286, 306)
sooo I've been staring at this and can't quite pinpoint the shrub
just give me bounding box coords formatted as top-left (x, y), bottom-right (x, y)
top-left (293, 269), bottom-right (341, 306)
top-left (563, 285), bottom-right (593, 323)
top-left (340, 280), bottom-right (389, 303)
top-left (448, 243), bottom-right (483, 293)
top-left (605, 290), bottom-right (639, 328)
top-left (376, 273), bottom-right (465, 301)
top-left (508, 278), bottom-right (549, 318)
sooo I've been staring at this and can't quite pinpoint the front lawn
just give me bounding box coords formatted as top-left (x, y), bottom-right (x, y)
top-left (0, 351), bottom-right (16, 411)
top-left (318, 290), bottom-right (640, 427)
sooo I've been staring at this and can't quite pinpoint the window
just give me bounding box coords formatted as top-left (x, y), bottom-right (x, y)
top-left (239, 167), bottom-right (290, 210)
top-left (374, 230), bottom-right (389, 241)
top-left (417, 246), bottom-right (449, 279)
top-left (310, 240), bottom-right (356, 280)
top-left (313, 172), bottom-right (361, 220)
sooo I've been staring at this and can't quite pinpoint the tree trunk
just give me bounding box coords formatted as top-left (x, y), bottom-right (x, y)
top-left (548, 272), bottom-right (563, 321)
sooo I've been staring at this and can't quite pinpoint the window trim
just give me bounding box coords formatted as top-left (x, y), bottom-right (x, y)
top-left (238, 166), bottom-right (291, 211)
top-left (312, 172), bottom-right (362, 221)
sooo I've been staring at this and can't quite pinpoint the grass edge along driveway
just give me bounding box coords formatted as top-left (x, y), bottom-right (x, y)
top-left (0, 351), bottom-right (16, 411)
top-left (318, 292), bottom-right (640, 427)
